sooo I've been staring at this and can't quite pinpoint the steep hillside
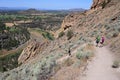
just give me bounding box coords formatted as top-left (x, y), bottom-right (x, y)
top-left (57, 0), bottom-right (120, 44)
top-left (0, 0), bottom-right (120, 80)
top-left (0, 23), bottom-right (30, 51)
top-left (0, 22), bottom-right (30, 72)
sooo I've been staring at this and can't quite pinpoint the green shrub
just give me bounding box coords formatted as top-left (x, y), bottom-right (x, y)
top-left (29, 28), bottom-right (54, 40)
top-left (67, 30), bottom-right (73, 40)
top-left (112, 61), bottom-right (119, 68)
top-left (6, 27), bottom-right (10, 31)
top-left (9, 27), bottom-right (18, 32)
top-left (76, 51), bottom-right (84, 59)
top-left (42, 32), bottom-right (54, 40)
top-left (76, 50), bottom-right (93, 60)
top-left (58, 31), bottom-right (65, 38)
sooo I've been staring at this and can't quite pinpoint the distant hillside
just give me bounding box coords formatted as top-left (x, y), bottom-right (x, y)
top-left (19, 8), bottom-right (42, 14)
top-left (19, 8), bottom-right (86, 15)
top-left (68, 8), bottom-right (86, 12)
top-left (0, 7), bottom-right (29, 13)
top-left (0, 7), bottom-right (28, 11)
top-left (0, 7), bottom-right (85, 14)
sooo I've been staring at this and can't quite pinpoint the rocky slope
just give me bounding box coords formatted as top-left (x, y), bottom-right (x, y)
top-left (0, 0), bottom-right (120, 80)
top-left (18, 40), bottom-right (49, 64)
top-left (91, 0), bottom-right (119, 9)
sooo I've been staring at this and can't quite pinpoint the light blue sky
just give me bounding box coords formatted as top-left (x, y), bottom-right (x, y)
top-left (0, 0), bottom-right (93, 10)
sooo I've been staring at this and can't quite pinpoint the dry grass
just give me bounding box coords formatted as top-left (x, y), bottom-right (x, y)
top-left (49, 67), bottom-right (81, 80)
top-left (63, 58), bottom-right (74, 67)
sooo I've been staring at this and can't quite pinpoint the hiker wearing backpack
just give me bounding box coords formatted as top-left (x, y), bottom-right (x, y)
top-left (96, 35), bottom-right (100, 47)
top-left (100, 36), bottom-right (105, 47)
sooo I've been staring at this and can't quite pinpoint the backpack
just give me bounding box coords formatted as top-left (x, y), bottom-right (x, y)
top-left (101, 37), bottom-right (105, 42)
top-left (96, 36), bottom-right (100, 42)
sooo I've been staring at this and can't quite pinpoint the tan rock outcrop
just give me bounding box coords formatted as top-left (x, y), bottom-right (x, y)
top-left (54, 12), bottom-right (86, 38)
top-left (91, 0), bottom-right (111, 9)
top-left (91, 0), bottom-right (120, 9)
top-left (18, 40), bottom-right (49, 64)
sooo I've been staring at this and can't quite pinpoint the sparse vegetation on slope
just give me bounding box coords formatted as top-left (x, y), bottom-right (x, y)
top-left (0, 49), bottom-right (22, 72)
top-left (29, 28), bottom-right (54, 40)
top-left (42, 32), bottom-right (54, 40)
top-left (76, 44), bottom-right (94, 60)
top-left (0, 22), bottom-right (30, 50)
top-left (58, 31), bottom-right (65, 38)
top-left (66, 30), bottom-right (74, 40)
top-left (76, 50), bottom-right (93, 60)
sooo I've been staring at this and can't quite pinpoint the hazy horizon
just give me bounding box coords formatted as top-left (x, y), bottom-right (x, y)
top-left (0, 0), bottom-right (92, 10)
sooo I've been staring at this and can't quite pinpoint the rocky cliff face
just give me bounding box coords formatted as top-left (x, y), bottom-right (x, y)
top-left (18, 40), bottom-right (49, 64)
top-left (57, 0), bottom-right (120, 36)
top-left (91, 0), bottom-right (119, 9)
top-left (91, 0), bottom-right (111, 9)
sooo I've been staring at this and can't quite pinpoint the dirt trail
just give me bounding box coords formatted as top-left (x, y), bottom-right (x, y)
top-left (81, 46), bottom-right (120, 80)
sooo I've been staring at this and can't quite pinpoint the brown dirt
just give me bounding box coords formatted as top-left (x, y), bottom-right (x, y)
top-left (80, 46), bottom-right (120, 80)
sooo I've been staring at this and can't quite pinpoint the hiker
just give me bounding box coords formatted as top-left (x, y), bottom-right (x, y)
top-left (100, 36), bottom-right (105, 47)
top-left (96, 35), bottom-right (100, 47)
top-left (68, 48), bottom-right (71, 56)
